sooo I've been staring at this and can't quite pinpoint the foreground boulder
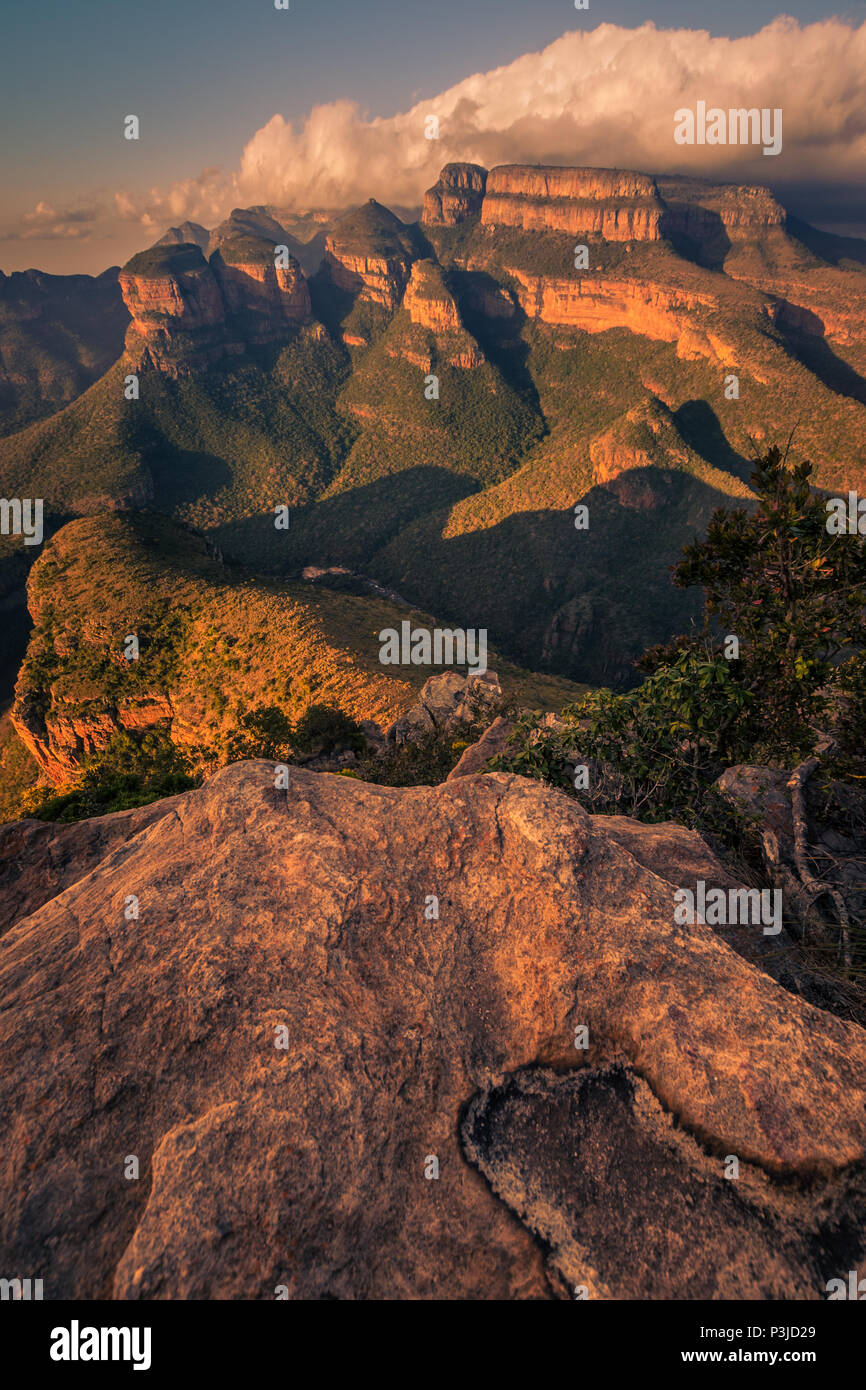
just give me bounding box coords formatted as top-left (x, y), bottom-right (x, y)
top-left (0, 764), bottom-right (864, 1299)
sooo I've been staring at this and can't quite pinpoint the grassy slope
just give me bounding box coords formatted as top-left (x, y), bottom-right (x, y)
top-left (3, 215), bottom-right (865, 690)
top-left (14, 513), bottom-right (584, 788)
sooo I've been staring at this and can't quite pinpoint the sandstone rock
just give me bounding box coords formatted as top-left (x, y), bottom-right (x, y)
top-left (210, 237), bottom-right (310, 342)
top-left (119, 230), bottom-right (312, 375)
top-left (481, 165), bottom-right (665, 241)
top-left (399, 260), bottom-right (484, 368)
top-left (0, 798), bottom-right (182, 938)
top-left (1, 764), bottom-right (865, 1299)
top-left (119, 244), bottom-right (231, 377)
top-left (463, 1065), bottom-right (866, 1300)
top-left (423, 163), bottom-right (487, 225)
top-left (447, 715), bottom-right (515, 779)
top-left (323, 201), bottom-right (418, 311)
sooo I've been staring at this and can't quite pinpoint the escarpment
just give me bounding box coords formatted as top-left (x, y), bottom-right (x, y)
top-left (480, 165), bottom-right (666, 241)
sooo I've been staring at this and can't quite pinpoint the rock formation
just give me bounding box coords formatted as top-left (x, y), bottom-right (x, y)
top-left (119, 234), bottom-right (311, 375)
top-left (210, 236), bottom-right (311, 343)
top-left (397, 260), bottom-right (484, 368)
top-left (119, 243), bottom-right (237, 376)
top-left (1, 763), bottom-right (864, 1299)
top-left (155, 221), bottom-right (211, 254)
top-left (480, 166), bottom-right (665, 241)
top-left (322, 200), bottom-right (419, 311)
top-left (423, 163), bottom-right (487, 225)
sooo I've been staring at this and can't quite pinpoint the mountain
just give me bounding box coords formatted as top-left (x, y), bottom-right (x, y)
top-left (1, 760), bottom-right (864, 1296)
top-left (0, 266), bottom-right (128, 436)
top-left (2, 161), bottom-right (865, 694)
top-left (10, 510), bottom-right (581, 786)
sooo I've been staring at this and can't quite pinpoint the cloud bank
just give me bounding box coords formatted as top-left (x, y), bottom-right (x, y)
top-left (11, 17), bottom-right (866, 268)
top-left (233, 18), bottom-right (866, 210)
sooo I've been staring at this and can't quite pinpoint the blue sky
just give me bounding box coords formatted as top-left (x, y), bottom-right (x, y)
top-left (2, 1), bottom-right (865, 272)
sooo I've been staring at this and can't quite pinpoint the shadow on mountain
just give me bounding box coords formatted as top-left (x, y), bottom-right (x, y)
top-left (451, 269), bottom-right (541, 410)
top-left (142, 444), bottom-right (234, 512)
top-left (780, 329), bottom-right (866, 408)
top-left (270, 465), bottom-right (738, 688)
top-left (672, 399), bottom-right (754, 481)
top-left (786, 216), bottom-right (866, 268)
top-left (660, 206), bottom-right (732, 271)
top-left (210, 466), bottom-right (478, 574)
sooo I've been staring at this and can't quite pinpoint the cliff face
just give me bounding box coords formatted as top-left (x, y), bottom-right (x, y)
top-left (323, 200), bottom-right (419, 310)
top-left (504, 265), bottom-right (723, 352)
top-left (423, 162), bottom-right (487, 225)
top-left (1, 762), bottom-right (865, 1298)
top-left (13, 690), bottom-right (174, 785)
top-left (210, 237), bottom-right (311, 342)
top-left (403, 258), bottom-right (461, 331)
top-left (481, 166), bottom-right (665, 241)
top-left (119, 243), bottom-right (235, 376)
top-left (119, 237), bottom-right (311, 375)
top-left (396, 259), bottom-right (484, 368)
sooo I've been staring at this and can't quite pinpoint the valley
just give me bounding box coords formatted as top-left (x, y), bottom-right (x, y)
top-left (1, 160), bottom-right (865, 805)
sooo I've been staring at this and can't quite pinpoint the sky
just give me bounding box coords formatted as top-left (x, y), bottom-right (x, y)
top-left (2, 0), bottom-right (866, 274)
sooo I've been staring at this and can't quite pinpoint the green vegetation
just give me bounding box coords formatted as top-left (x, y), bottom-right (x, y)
top-left (494, 448), bottom-right (866, 822)
top-left (122, 243), bottom-right (208, 277)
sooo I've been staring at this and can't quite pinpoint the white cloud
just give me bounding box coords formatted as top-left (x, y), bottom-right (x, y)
top-left (22, 17), bottom-right (866, 259)
top-left (113, 167), bottom-right (233, 231)
top-left (232, 18), bottom-right (866, 208)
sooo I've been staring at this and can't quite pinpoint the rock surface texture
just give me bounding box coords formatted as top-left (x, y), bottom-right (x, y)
top-left (480, 166), bottom-right (665, 240)
top-left (1, 764), bottom-right (864, 1300)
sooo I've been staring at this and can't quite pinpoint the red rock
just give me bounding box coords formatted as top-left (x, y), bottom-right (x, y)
top-left (1, 764), bottom-right (864, 1298)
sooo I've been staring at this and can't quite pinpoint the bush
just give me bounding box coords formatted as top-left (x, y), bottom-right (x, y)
top-left (27, 730), bottom-right (199, 822)
top-left (493, 448), bottom-right (866, 832)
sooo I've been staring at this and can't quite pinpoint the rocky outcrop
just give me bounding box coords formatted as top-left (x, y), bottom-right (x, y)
top-left (12, 690), bottom-right (174, 784)
top-left (119, 235), bottom-right (312, 374)
top-left (1, 763), bottom-right (864, 1299)
top-left (403, 259), bottom-right (462, 333)
top-left (119, 243), bottom-right (236, 376)
top-left (423, 163), bottom-right (487, 225)
top-left (385, 668), bottom-right (501, 742)
top-left (398, 259), bottom-right (485, 368)
top-left (210, 236), bottom-right (310, 342)
top-left (481, 166), bottom-right (665, 241)
top-left (323, 200), bottom-right (420, 311)
top-left (447, 714), bottom-right (515, 778)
